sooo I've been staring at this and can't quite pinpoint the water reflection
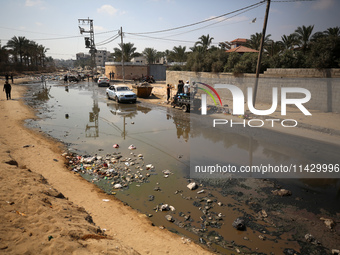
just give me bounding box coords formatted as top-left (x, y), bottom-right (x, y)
top-left (34, 85), bottom-right (52, 101)
top-left (85, 92), bottom-right (100, 138)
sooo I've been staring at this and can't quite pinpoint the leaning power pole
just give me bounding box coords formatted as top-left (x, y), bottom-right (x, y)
top-left (119, 27), bottom-right (125, 83)
top-left (252, 0), bottom-right (271, 106)
top-left (78, 18), bottom-right (97, 77)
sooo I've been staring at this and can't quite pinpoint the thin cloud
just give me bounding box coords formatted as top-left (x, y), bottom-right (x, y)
top-left (35, 22), bottom-right (43, 26)
top-left (94, 25), bottom-right (105, 31)
top-left (97, 5), bottom-right (118, 16)
top-left (25, 0), bottom-right (43, 7)
top-left (312, 0), bottom-right (335, 10)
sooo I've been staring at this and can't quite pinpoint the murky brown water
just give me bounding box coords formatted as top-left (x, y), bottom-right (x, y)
top-left (24, 80), bottom-right (340, 254)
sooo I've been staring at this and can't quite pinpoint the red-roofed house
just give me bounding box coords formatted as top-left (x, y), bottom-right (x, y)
top-left (225, 38), bottom-right (258, 54)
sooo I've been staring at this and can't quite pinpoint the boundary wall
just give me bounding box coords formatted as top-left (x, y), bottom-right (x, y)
top-left (166, 69), bottom-right (340, 113)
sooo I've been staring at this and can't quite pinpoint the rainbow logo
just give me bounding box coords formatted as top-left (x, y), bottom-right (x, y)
top-left (196, 82), bottom-right (223, 107)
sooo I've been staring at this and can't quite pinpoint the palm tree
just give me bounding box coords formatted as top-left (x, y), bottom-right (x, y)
top-left (171, 46), bottom-right (187, 62)
top-left (294, 25), bottom-right (314, 53)
top-left (0, 44), bottom-right (9, 64)
top-left (113, 42), bottom-right (138, 62)
top-left (38, 45), bottom-right (49, 67)
top-left (265, 41), bottom-right (284, 56)
top-left (281, 34), bottom-right (298, 50)
top-left (142, 48), bottom-right (158, 64)
top-left (219, 41), bottom-right (231, 50)
top-left (6, 36), bottom-right (29, 64)
top-left (194, 34), bottom-right (214, 51)
top-left (324, 26), bottom-right (340, 37)
top-left (247, 32), bottom-right (271, 50)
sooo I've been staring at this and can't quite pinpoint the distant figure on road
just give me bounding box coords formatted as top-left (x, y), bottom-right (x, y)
top-left (3, 80), bottom-right (11, 100)
top-left (167, 84), bottom-right (171, 102)
top-left (10, 74), bottom-right (14, 84)
top-left (5, 73), bottom-right (9, 82)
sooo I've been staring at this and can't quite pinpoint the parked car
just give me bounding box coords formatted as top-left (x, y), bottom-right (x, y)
top-left (106, 85), bottom-right (137, 103)
top-left (97, 76), bottom-right (110, 87)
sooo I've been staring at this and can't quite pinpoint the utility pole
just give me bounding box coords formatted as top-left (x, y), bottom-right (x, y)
top-left (120, 27), bottom-right (125, 83)
top-left (252, 0), bottom-right (271, 106)
top-left (78, 18), bottom-right (97, 79)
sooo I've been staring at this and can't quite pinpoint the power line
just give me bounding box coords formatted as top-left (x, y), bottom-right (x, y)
top-left (128, 1), bottom-right (266, 35)
top-left (96, 34), bottom-right (120, 46)
top-left (158, 2), bottom-right (265, 39)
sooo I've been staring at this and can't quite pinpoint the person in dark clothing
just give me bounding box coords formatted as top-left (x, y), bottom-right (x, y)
top-left (167, 84), bottom-right (171, 102)
top-left (3, 81), bottom-right (11, 100)
top-left (10, 74), bottom-right (14, 84)
top-left (5, 73), bottom-right (9, 82)
top-left (177, 80), bottom-right (184, 94)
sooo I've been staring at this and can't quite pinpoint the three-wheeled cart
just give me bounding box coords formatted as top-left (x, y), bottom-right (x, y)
top-left (171, 94), bottom-right (201, 112)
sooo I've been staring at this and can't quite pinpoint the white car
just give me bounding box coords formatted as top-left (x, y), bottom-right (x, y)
top-left (97, 76), bottom-right (110, 87)
top-left (106, 85), bottom-right (137, 103)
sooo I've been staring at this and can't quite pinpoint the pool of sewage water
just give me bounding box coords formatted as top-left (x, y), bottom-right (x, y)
top-left (24, 80), bottom-right (340, 254)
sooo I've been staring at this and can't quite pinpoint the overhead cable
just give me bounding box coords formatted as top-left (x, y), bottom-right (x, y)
top-left (128, 1), bottom-right (265, 35)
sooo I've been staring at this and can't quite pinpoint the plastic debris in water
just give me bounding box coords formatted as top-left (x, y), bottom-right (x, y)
top-left (128, 144), bottom-right (136, 150)
top-left (113, 144), bottom-right (119, 148)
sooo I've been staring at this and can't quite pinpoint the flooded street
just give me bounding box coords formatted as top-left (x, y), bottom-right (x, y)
top-left (24, 80), bottom-right (340, 254)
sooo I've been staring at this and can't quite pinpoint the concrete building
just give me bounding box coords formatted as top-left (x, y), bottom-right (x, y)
top-left (95, 50), bottom-right (111, 67)
top-left (76, 52), bottom-right (91, 60)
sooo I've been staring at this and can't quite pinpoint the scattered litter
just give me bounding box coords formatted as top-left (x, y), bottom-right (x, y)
top-left (187, 182), bottom-right (198, 190)
top-left (128, 144), bottom-right (136, 150)
top-left (146, 164), bottom-right (154, 170)
top-left (113, 144), bottom-right (119, 148)
top-left (16, 211), bottom-right (27, 217)
top-left (165, 215), bottom-right (174, 222)
top-left (232, 217), bottom-right (246, 231)
top-left (102, 199), bottom-right (110, 202)
top-left (320, 217), bottom-right (335, 229)
top-left (271, 189), bottom-right (292, 196)
top-left (113, 184), bottom-right (123, 189)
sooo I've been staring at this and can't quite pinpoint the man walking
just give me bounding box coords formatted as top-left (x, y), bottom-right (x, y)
top-left (3, 80), bottom-right (11, 100)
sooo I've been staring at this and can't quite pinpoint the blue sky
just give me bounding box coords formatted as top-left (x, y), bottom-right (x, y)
top-left (0, 0), bottom-right (339, 59)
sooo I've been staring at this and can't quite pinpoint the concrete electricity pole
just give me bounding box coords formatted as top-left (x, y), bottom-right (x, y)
top-left (78, 18), bottom-right (97, 79)
top-left (252, 0), bottom-right (271, 106)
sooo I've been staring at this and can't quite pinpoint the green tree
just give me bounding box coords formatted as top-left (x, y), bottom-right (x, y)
top-left (6, 36), bottom-right (29, 64)
top-left (281, 34), bottom-right (298, 50)
top-left (142, 48), bottom-right (158, 64)
top-left (113, 42), bottom-right (139, 62)
top-left (194, 34), bottom-right (214, 51)
top-left (294, 25), bottom-right (314, 54)
top-left (324, 26), bottom-right (340, 37)
top-left (247, 32), bottom-right (271, 50)
top-left (265, 41), bottom-right (284, 56)
top-left (307, 35), bottom-right (340, 68)
top-left (224, 52), bottom-right (241, 72)
top-left (171, 45), bottom-right (187, 62)
top-left (0, 42), bottom-right (9, 64)
top-left (233, 53), bottom-right (259, 73)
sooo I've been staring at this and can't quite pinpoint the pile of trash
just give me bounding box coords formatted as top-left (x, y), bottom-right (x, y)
top-left (62, 144), bottom-right (154, 192)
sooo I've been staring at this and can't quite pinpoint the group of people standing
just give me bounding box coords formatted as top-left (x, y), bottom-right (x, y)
top-left (166, 80), bottom-right (197, 103)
